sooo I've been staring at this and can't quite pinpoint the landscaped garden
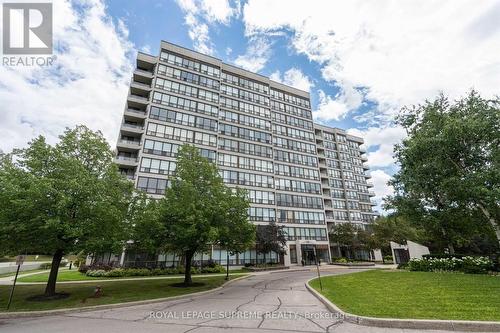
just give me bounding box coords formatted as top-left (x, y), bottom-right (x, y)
top-left (17, 266), bottom-right (247, 282)
top-left (309, 270), bottom-right (500, 321)
top-left (1, 275), bottom-right (241, 312)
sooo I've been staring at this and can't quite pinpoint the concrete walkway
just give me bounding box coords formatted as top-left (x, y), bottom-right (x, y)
top-left (0, 268), bottom-right (476, 333)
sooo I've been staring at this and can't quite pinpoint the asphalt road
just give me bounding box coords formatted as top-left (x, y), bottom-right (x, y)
top-left (0, 268), bottom-right (465, 333)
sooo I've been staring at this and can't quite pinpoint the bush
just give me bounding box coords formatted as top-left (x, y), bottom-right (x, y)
top-left (244, 263), bottom-right (254, 267)
top-left (78, 264), bottom-right (90, 273)
top-left (39, 261), bottom-right (68, 269)
top-left (201, 264), bottom-right (225, 273)
top-left (383, 255), bottom-right (394, 262)
top-left (405, 256), bottom-right (493, 274)
top-left (332, 257), bottom-right (348, 263)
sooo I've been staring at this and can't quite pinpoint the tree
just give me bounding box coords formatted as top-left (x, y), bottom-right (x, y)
top-left (157, 145), bottom-right (254, 285)
top-left (388, 91), bottom-right (500, 251)
top-left (329, 223), bottom-right (357, 258)
top-left (0, 126), bottom-right (136, 297)
top-left (371, 214), bottom-right (422, 255)
top-left (255, 222), bottom-right (287, 264)
top-left (217, 187), bottom-right (256, 279)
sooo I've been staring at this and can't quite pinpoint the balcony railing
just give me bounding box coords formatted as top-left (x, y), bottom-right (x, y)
top-left (118, 139), bottom-right (141, 145)
top-left (122, 123), bottom-right (144, 130)
top-left (116, 156), bottom-right (138, 162)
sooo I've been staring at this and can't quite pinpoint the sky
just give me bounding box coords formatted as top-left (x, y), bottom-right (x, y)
top-left (1, 0), bottom-right (499, 212)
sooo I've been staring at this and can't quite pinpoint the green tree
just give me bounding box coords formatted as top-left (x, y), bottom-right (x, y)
top-left (157, 145), bottom-right (253, 285)
top-left (371, 214), bottom-right (421, 255)
top-left (255, 222), bottom-right (287, 264)
top-left (0, 126), bottom-right (137, 297)
top-left (388, 91), bottom-right (500, 251)
top-left (217, 187), bottom-right (256, 279)
top-left (329, 223), bottom-right (357, 258)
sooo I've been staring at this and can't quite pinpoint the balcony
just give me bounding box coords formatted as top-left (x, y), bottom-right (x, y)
top-left (115, 155), bottom-right (138, 167)
top-left (133, 68), bottom-right (153, 81)
top-left (366, 180), bottom-right (374, 187)
top-left (121, 123), bottom-right (144, 135)
top-left (124, 108), bottom-right (147, 120)
top-left (130, 81), bottom-right (151, 96)
top-left (116, 139), bottom-right (141, 151)
top-left (127, 94), bottom-right (149, 109)
top-left (369, 190), bottom-right (376, 197)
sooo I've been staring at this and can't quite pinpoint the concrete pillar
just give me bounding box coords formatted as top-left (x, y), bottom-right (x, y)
top-left (119, 247), bottom-right (126, 266)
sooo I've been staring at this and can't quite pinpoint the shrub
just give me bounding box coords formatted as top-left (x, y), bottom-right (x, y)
top-left (78, 264), bottom-right (90, 273)
top-left (406, 256), bottom-right (493, 274)
top-left (201, 264), bottom-right (225, 273)
top-left (333, 257), bottom-right (348, 263)
top-left (383, 255), bottom-right (394, 262)
top-left (39, 261), bottom-right (67, 269)
top-left (244, 263), bottom-right (254, 267)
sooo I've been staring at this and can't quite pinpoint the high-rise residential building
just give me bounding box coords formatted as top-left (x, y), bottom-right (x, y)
top-left (115, 41), bottom-right (376, 267)
top-left (314, 125), bottom-right (378, 259)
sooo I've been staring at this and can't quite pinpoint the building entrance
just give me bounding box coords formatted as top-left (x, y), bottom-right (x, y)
top-left (301, 245), bottom-right (317, 265)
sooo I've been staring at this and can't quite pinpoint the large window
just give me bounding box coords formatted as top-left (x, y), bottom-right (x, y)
top-left (248, 207), bottom-right (275, 222)
top-left (276, 193), bottom-right (323, 209)
top-left (137, 176), bottom-right (169, 195)
top-left (160, 50), bottom-right (220, 77)
top-left (140, 157), bottom-right (176, 175)
top-left (275, 179), bottom-right (321, 194)
top-left (277, 210), bottom-right (325, 225)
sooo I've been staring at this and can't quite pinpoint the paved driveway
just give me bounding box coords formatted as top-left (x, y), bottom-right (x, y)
top-left (0, 268), bottom-right (458, 333)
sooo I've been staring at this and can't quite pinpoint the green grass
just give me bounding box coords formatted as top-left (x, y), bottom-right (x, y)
top-left (18, 268), bottom-right (249, 282)
top-left (0, 255), bottom-right (53, 262)
top-left (310, 270), bottom-right (500, 321)
top-left (0, 269), bottom-right (49, 279)
top-left (0, 275), bottom-right (241, 312)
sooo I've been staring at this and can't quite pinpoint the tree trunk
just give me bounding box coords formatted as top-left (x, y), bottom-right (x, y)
top-left (477, 202), bottom-right (500, 248)
top-left (448, 243), bottom-right (455, 255)
top-left (184, 250), bottom-right (194, 285)
top-left (225, 252), bottom-right (229, 280)
top-left (45, 249), bottom-right (64, 296)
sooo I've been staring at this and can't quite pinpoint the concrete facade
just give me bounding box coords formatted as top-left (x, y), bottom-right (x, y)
top-left (114, 41), bottom-right (377, 266)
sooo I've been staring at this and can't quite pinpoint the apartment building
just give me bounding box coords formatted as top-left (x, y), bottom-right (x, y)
top-left (115, 41), bottom-right (375, 267)
top-left (314, 124), bottom-right (378, 259)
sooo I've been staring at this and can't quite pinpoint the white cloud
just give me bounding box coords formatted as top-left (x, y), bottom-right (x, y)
top-left (313, 86), bottom-right (363, 121)
top-left (370, 169), bottom-right (394, 212)
top-left (0, 0), bottom-right (134, 153)
top-left (175, 0), bottom-right (240, 55)
top-left (233, 37), bottom-right (271, 72)
top-left (243, 0), bottom-right (500, 123)
top-left (270, 68), bottom-right (314, 92)
top-left (347, 126), bottom-right (406, 168)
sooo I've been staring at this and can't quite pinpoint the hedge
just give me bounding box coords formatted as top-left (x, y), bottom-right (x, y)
top-left (406, 256), bottom-right (493, 274)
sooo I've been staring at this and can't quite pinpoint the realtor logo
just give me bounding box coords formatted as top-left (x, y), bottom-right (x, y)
top-left (2, 3), bottom-right (53, 54)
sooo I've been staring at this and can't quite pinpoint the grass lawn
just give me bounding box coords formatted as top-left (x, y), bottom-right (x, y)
top-left (18, 269), bottom-right (249, 282)
top-left (0, 269), bottom-right (49, 279)
top-left (309, 270), bottom-right (500, 321)
top-left (0, 275), bottom-right (241, 312)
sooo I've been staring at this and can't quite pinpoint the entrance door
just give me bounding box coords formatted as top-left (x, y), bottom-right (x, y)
top-left (301, 245), bottom-right (316, 265)
top-left (394, 249), bottom-right (410, 264)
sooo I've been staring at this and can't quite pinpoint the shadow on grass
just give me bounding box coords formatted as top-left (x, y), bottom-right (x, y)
top-left (169, 282), bottom-right (206, 288)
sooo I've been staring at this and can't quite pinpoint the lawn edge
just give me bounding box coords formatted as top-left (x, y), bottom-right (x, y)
top-left (305, 276), bottom-right (500, 332)
top-left (0, 274), bottom-right (251, 319)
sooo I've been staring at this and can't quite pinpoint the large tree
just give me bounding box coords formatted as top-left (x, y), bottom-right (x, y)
top-left (217, 187), bottom-right (256, 278)
top-left (388, 91), bottom-right (500, 251)
top-left (157, 145), bottom-right (254, 285)
top-left (255, 222), bottom-right (287, 264)
top-left (370, 214), bottom-right (422, 255)
top-left (0, 126), bottom-right (136, 297)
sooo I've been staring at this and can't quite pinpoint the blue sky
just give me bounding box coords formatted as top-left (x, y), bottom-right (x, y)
top-left (1, 0), bottom-right (498, 212)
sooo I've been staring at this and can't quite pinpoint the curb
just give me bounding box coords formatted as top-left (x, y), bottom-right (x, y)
top-left (0, 274), bottom-right (251, 319)
top-left (305, 277), bottom-right (500, 332)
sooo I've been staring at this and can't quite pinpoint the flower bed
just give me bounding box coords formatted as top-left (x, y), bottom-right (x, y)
top-left (84, 264), bottom-right (226, 278)
top-left (405, 256), bottom-right (493, 274)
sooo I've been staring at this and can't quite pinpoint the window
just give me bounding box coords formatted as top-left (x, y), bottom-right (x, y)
top-left (140, 157), bottom-right (176, 175)
top-left (137, 176), bottom-right (169, 195)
